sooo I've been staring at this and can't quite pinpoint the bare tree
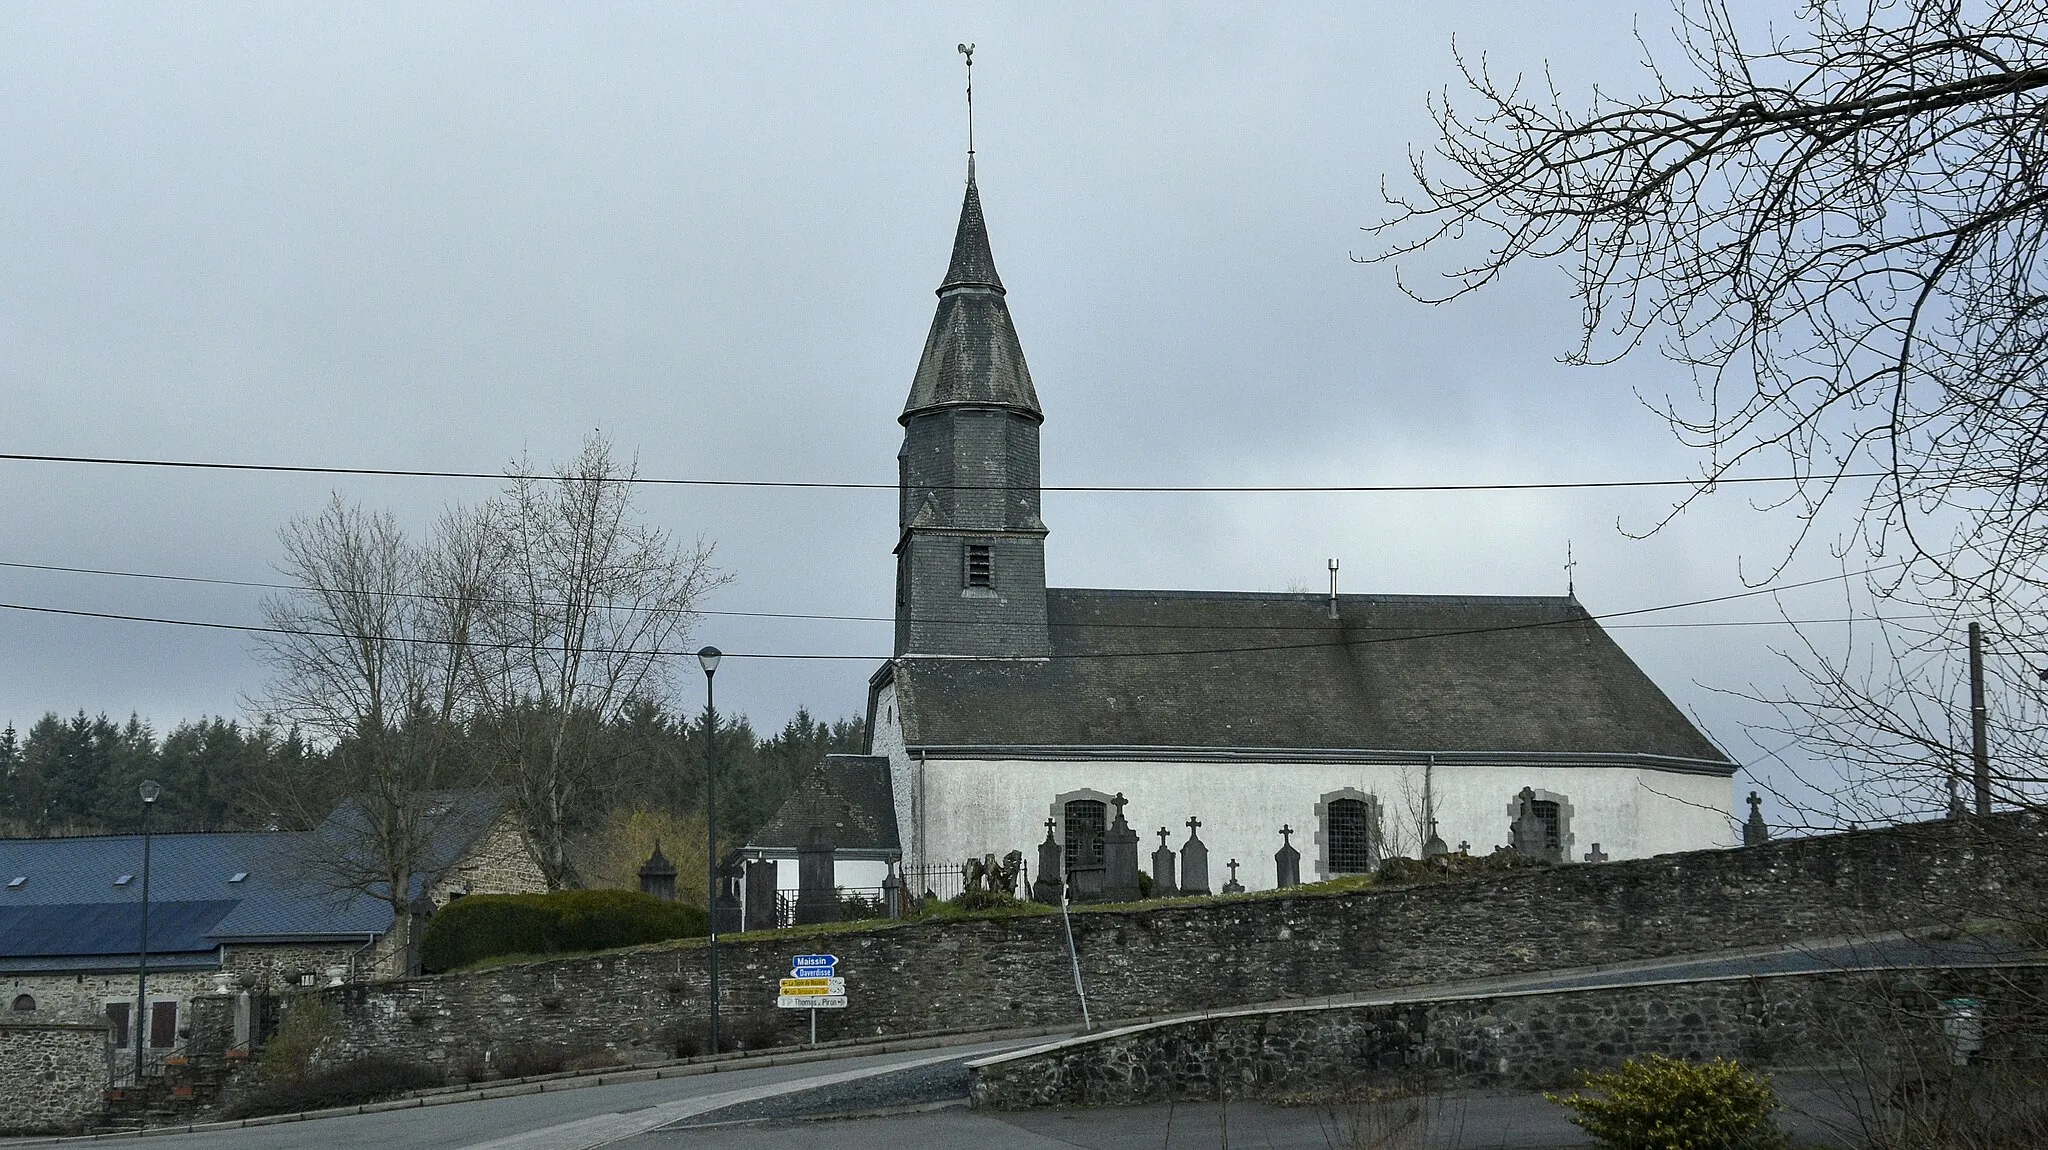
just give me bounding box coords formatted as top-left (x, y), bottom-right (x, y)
top-left (252, 496), bottom-right (494, 927)
top-left (1369, 0), bottom-right (2048, 816)
top-left (1371, 0), bottom-right (2048, 591)
top-left (473, 433), bottom-right (729, 889)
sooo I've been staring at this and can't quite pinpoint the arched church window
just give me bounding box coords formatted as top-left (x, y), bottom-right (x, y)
top-left (1314, 788), bottom-right (1381, 877)
top-left (1506, 788), bottom-right (1576, 862)
top-left (1327, 800), bottom-right (1372, 873)
top-left (1062, 798), bottom-right (1107, 877)
top-left (10, 993), bottom-right (33, 1013)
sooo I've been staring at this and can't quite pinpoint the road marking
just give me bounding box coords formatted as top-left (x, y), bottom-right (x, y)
top-left (450, 1047), bottom-right (983, 1150)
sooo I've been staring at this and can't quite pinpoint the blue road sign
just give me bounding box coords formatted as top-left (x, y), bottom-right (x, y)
top-left (791, 953), bottom-right (837, 972)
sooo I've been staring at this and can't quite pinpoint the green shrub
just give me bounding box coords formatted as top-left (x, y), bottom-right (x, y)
top-left (1549, 1054), bottom-right (1789, 1150)
top-left (258, 996), bottom-right (336, 1082)
top-left (420, 890), bottom-right (708, 972)
top-left (225, 1056), bottom-right (440, 1118)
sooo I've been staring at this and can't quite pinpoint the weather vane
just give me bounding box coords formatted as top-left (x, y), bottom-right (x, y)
top-left (958, 43), bottom-right (975, 157)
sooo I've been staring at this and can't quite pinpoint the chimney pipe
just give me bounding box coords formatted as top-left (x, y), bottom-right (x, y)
top-left (1327, 559), bottom-right (1340, 620)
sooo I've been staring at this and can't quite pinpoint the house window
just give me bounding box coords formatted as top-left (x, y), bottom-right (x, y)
top-left (964, 544), bottom-right (993, 588)
top-left (106, 1002), bottom-right (131, 1049)
top-left (150, 1001), bottom-right (178, 1049)
top-left (10, 994), bottom-right (33, 1013)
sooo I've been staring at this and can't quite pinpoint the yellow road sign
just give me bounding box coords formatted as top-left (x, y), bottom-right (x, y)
top-left (778, 977), bottom-right (846, 995)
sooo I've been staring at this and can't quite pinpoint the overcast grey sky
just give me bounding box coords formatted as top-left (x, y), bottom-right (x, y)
top-left (1, 3), bottom-right (1877, 819)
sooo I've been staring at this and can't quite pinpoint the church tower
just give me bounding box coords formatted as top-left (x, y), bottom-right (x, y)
top-left (894, 159), bottom-right (1051, 658)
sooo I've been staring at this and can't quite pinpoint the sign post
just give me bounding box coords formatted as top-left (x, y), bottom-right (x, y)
top-left (778, 954), bottom-right (844, 1046)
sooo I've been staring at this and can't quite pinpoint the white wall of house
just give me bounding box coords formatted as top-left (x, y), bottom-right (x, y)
top-left (896, 755), bottom-right (1735, 890)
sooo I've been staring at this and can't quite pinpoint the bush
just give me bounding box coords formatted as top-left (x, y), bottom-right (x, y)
top-left (420, 889), bottom-right (709, 972)
top-left (224, 1056), bottom-right (440, 1119)
top-left (258, 996), bottom-right (336, 1082)
top-left (1549, 1055), bottom-right (1789, 1150)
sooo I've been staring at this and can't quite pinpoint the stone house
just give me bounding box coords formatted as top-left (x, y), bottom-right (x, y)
top-left (868, 159), bottom-right (1740, 891)
top-left (0, 789), bottom-right (542, 1082)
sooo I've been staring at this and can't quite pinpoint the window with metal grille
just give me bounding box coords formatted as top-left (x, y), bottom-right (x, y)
top-left (1531, 800), bottom-right (1562, 852)
top-left (1063, 799), bottom-right (1107, 877)
top-left (965, 544), bottom-right (993, 588)
top-left (1326, 799), bottom-right (1373, 873)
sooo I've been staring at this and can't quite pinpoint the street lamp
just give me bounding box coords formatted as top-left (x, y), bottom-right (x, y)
top-left (134, 779), bottom-right (162, 1086)
top-left (697, 646), bottom-right (722, 1056)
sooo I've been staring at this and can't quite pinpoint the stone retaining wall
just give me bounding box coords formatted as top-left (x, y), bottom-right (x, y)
top-left (968, 965), bottom-right (2048, 1108)
top-left (268, 813), bottom-right (2045, 1076)
top-left (0, 1023), bottom-right (109, 1135)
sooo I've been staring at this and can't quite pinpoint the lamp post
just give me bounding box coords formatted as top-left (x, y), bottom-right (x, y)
top-left (697, 646), bottom-right (722, 1056)
top-left (134, 779), bottom-right (162, 1086)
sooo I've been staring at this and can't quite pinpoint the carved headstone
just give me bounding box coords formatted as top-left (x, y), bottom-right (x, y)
top-left (1102, 793), bottom-right (1143, 902)
top-left (742, 859), bottom-right (779, 930)
top-left (1178, 816), bottom-right (1211, 896)
top-left (1069, 828), bottom-right (1106, 902)
top-left (1510, 787), bottom-right (1557, 861)
top-left (1422, 820), bottom-right (1449, 859)
top-left (1032, 818), bottom-right (1064, 904)
top-left (1583, 843), bottom-right (1609, 863)
top-left (714, 858), bottom-right (743, 934)
top-left (1221, 858), bottom-right (1244, 894)
top-left (793, 825), bottom-right (840, 925)
top-left (1274, 824), bottom-right (1301, 889)
top-left (1743, 791), bottom-right (1770, 847)
top-left (882, 861), bottom-right (905, 918)
top-left (638, 840), bottom-right (678, 901)
top-left (1150, 827), bottom-right (1179, 898)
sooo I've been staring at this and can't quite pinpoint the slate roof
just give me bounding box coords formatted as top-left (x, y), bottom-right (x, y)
top-left (0, 790), bottom-right (515, 970)
top-left (748, 755), bottom-right (901, 853)
top-left (902, 166), bottom-right (1041, 421)
top-left (882, 589), bottom-right (1733, 767)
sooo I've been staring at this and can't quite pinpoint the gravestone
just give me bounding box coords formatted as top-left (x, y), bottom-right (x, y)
top-left (1274, 824), bottom-right (1301, 889)
top-left (637, 840), bottom-right (678, 901)
top-left (1510, 787), bottom-right (1557, 861)
top-left (1150, 827), bottom-right (1179, 898)
top-left (1101, 793), bottom-right (1143, 902)
top-left (714, 859), bottom-right (743, 934)
top-left (1178, 816), bottom-right (1211, 895)
top-left (882, 861), bottom-right (905, 918)
top-left (1584, 843), bottom-right (1609, 863)
top-left (1069, 829), bottom-right (1106, 902)
top-left (1221, 858), bottom-right (1244, 894)
top-left (793, 825), bottom-right (841, 925)
top-left (1032, 818), bottom-right (1064, 904)
top-left (1422, 820), bottom-right (1448, 859)
top-left (742, 859), bottom-right (779, 931)
top-left (1743, 791), bottom-right (1770, 847)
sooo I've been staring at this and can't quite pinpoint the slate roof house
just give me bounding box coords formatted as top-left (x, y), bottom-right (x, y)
top-left (866, 158), bottom-right (1739, 891)
top-left (0, 790), bottom-right (541, 1075)
top-left (736, 754), bottom-right (900, 920)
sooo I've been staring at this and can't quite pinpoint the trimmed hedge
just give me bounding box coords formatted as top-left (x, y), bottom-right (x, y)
top-left (420, 889), bottom-right (709, 973)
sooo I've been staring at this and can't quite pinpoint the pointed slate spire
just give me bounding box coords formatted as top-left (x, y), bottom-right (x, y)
top-left (902, 161), bottom-right (1041, 421)
top-left (940, 161), bottom-right (1005, 294)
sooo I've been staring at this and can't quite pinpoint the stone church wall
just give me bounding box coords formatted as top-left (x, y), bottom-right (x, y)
top-left (899, 753), bottom-right (1733, 890)
top-left (269, 812), bottom-right (2042, 1077)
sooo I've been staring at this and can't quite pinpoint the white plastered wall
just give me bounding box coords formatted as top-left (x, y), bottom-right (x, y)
top-left (905, 757), bottom-right (1735, 890)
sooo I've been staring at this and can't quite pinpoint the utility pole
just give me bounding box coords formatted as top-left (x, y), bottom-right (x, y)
top-left (1969, 622), bottom-right (1991, 817)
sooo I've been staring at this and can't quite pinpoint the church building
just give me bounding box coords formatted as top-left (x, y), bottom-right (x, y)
top-left (864, 159), bottom-right (1739, 893)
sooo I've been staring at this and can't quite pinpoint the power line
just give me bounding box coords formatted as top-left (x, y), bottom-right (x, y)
top-left (0, 556), bottom-right (1906, 635)
top-left (0, 450), bottom-right (1885, 495)
top-left (0, 560), bottom-right (1908, 661)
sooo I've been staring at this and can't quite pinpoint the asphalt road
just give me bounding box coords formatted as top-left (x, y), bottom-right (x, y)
top-left (86, 1038), bottom-right (1036, 1150)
